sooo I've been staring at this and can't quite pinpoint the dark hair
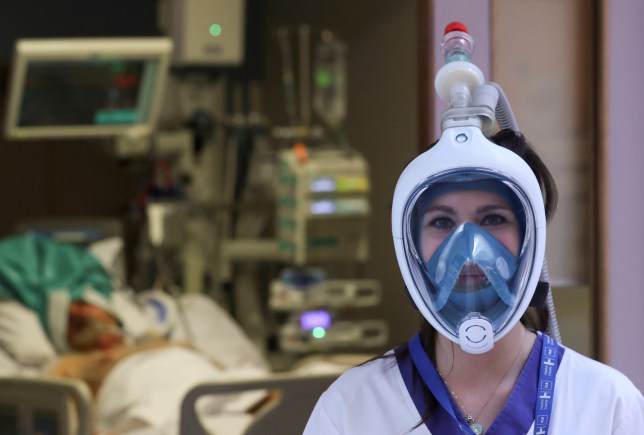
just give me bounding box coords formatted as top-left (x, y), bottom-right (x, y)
top-left (490, 129), bottom-right (558, 221)
top-left (392, 128), bottom-right (558, 427)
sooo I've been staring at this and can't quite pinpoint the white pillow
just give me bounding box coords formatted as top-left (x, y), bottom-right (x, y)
top-left (87, 236), bottom-right (126, 284)
top-left (0, 346), bottom-right (20, 375)
top-left (172, 293), bottom-right (270, 371)
top-left (0, 301), bottom-right (57, 367)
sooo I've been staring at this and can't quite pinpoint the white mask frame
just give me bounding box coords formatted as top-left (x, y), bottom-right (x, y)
top-left (392, 127), bottom-right (547, 353)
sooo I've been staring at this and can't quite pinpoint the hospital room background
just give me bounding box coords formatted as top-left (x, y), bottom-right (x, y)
top-left (0, 0), bottom-right (641, 433)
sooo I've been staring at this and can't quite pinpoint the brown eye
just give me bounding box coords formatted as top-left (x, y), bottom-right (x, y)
top-left (481, 214), bottom-right (507, 226)
top-left (429, 217), bottom-right (455, 230)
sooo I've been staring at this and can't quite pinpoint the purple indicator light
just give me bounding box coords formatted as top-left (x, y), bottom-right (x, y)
top-left (300, 310), bottom-right (332, 330)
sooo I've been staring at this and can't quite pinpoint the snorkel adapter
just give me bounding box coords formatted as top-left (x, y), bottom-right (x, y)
top-left (435, 22), bottom-right (491, 134)
top-left (435, 22), bottom-right (519, 137)
top-left (392, 22), bottom-right (559, 354)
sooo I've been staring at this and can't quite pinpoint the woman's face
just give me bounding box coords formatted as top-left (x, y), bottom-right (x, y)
top-left (420, 189), bottom-right (520, 263)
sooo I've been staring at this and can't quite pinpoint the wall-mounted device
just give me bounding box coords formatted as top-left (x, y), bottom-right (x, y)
top-left (158, 0), bottom-right (246, 66)
top-left (4, 38), bottom-right (172, 140)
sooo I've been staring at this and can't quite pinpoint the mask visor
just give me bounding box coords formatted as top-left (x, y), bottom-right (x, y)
top-left (403, 171), bottom-right (537, 342)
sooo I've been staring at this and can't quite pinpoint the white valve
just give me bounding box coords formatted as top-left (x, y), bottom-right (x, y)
top-left (458, 316), bottom-right (494, 354)
top-left (435, 61), bottom-right (485, 106)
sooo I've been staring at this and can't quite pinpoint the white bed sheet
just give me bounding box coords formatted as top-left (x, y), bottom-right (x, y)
top-left (95, 346), bottom-right (267, 435)
top-left (94, 290), bottom-right (271, 435)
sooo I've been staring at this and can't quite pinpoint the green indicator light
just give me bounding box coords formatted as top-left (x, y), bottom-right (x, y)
top-left (315, 70), bottom-right (332, 88)
top-left (311, 327), bottom-right (326, 339)
top-left (209, 24), bottom-right (223, 37)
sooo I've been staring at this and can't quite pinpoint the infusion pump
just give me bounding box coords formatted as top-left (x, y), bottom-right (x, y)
top-left (270, 268), bottom-right (389, 353)
top-left (276, 146), bottom-right (370, 265)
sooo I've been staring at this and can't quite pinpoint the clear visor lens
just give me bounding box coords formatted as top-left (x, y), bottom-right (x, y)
top-left (404, 170), bottom-right (536, 337)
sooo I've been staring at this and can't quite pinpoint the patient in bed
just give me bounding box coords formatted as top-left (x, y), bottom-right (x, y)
top-left (43, 294), bottom-right (271, 435)
top-left (0, 235), bottom-right (271, 435)
top-left (0, 291), bottom-right (271, 435)
top-left (45, 300), bottom-right (177, 395)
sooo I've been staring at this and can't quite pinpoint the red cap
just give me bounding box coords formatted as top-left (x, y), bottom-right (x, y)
top-left (444, 21), bottom-right (468, 35)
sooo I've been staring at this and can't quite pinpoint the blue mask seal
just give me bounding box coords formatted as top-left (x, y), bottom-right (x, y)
top-left (426, 223), bottom-right (517, 317)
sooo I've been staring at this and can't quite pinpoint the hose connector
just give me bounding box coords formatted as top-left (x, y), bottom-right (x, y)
top-left (435, 22), bottom-right (486, 130)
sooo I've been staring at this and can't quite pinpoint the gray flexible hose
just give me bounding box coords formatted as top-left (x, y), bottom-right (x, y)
top-left (488, 82), bottom-right (519, 132)
top-left (540, 259), bottom-right (563, 343)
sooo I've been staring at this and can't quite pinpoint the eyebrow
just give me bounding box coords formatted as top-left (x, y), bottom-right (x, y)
top-left (423, 203), bottom-right (512, 215)
top-left (477, 204), bottom-right (513, 214)
top-left (424, 204), bottom-right (455, 215)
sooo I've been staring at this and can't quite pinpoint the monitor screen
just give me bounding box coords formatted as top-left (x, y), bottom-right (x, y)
top-left (4, 38), bottom-right (172, 140)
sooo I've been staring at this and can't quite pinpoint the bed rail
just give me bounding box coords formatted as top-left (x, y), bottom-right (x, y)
top-left (0, 376), bottom-right (92, 435)
top-left (180, 371), bottom-right (339, 435)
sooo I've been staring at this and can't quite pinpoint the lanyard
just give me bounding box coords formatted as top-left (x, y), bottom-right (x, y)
top-left (534, 334), bottom-right (560, 435)
top-left (408, 333), bottom-right (472, 433)
top-left (407, 332), bottom-right (561, 435)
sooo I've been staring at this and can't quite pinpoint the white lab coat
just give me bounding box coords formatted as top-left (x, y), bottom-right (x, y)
top-left (304, 340), bottom-right (644, 434)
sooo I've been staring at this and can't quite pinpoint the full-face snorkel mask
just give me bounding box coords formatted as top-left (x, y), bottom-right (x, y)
top-left (391, 22), bottom-right (554, 354)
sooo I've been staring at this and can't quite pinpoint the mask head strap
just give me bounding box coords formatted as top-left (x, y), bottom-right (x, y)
top-left (529, 281), bottom-right (549, 309)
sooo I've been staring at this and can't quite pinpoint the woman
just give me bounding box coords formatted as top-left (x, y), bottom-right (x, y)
top-left (303, 129), bottom-right (644, 434)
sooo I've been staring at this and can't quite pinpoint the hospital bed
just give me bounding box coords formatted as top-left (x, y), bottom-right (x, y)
top-left (0, 286), bottom-right (350, 435)
top-left (0, 370), bottom-right (339, 435)
top-left (0, 235), bottom-right (358, 434)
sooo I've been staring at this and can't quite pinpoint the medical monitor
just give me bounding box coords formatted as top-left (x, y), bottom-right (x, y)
top-left (4, 38), bottom-right (173, 140)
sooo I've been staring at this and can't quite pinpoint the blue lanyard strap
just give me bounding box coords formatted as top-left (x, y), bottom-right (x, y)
top-left (534, 334), bottom-right (561, 435)
top-left (408, 333), bottom-right (472, 433)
